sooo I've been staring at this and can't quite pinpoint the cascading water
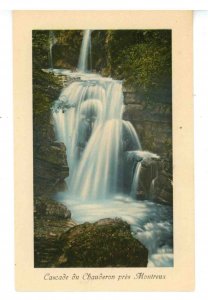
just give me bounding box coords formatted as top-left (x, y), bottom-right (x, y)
top-left (49, 31), bottom-right (57, 70)
top-left (53, 76), bottom-right (126, 201)
top-left (131, 162), bottom-right (142, 199)
top-left (51, 30), bottom-right (173, 267)
top-left (78, 30), bottom-right (91, 72)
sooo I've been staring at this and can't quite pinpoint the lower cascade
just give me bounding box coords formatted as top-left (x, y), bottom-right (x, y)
top-left (52, 73), bottom-right (143, 201)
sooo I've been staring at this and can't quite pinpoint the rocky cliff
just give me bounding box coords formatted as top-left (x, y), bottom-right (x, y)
top-left (33, 69), bottom-right (69, 197)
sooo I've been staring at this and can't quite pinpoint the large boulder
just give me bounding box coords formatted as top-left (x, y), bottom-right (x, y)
top-left (55, 218), bottom-right (148, 267)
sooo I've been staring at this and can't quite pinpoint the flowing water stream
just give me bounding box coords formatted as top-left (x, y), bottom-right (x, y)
top-left (50, 30), bottom-right (173, 267)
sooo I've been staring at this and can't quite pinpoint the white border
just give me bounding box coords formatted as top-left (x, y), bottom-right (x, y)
top-left (194, 10), bottom-right (208, 297)
top-left (0, 7), bottom-right (208, 300)
top-left (0, 0), bottom-right (208, 10)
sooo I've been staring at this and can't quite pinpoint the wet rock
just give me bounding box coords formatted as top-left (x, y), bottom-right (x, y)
top-left (136, 158), bottom-right (159, 200)
top-left (126, 151), bottom-right (173, 205)
top-left (150, 174), bottom-right (173, 205)
top-left (55, 218), bottom-right (148, 267)
top-left (135, 159), bottom-right (173, 205)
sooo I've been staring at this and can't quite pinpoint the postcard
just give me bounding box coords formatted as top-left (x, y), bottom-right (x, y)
top-left (14, 10), bottom-right (194, 291)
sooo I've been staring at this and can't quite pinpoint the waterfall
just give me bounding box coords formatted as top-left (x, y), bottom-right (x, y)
top-left (149, 177), bottom-right (156, 200)
top-left (52, 77), bottom-right (125, 201)
top-left (122, 121), bottom-right (142, 151)
top-left (51, 30), bottom-right (156, 202)
top-left (49, 31), bottom-right (56, 70)
top-left (130, 162), bottom-right (142, 199)
top-left (78, 30), bottom-right (91, 72)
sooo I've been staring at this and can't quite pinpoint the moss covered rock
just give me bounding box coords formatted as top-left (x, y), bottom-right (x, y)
top-left (55, 218), bottom-right (148, 267)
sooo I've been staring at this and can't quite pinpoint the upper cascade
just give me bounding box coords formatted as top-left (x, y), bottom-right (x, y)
top-left (78, 30), bottom-right (92, 73)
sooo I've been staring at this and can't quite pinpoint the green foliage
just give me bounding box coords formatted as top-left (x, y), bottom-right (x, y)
top-left (52, 30), bottom-right (82, 69)
top-left (32, 31), bottom-right (50, 68)
top-left (33, 68), bottom-right (62, 114)
top-left (32, 29), bottom-right (172, 102)
top-left (103, 30), bottom-right (172, 102)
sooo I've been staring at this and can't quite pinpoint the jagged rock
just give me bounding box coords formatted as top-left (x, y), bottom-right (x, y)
top-left (55, 218), bottom-right (148, 267)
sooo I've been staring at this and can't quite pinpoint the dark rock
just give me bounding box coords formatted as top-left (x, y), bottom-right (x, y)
top-left (55, 218), bottom-right (148, 267)
top-left (35, 197), bottom-right (71, 219)
top-left (136, 159), bottom-right (159, 200)
top-left (34, 197), bottom-right (76, 267)
top-left (36, 142), bottom-right (68, 166)
top-left (123, 92), bottom-right (172, 159)
top-left (34, 142), bottom-right (69, 196)
top-left (125, 150), bottom-right (172, 205)
top-left (150, 174), bottom-right (173, 205)
top-left (33, 69), bottom-right (69, 196)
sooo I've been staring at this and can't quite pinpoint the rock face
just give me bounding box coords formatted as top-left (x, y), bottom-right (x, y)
top-left (150, 173), bottom-right (173, 205)
top-left (122, 89), bottom-right (172, 204)
top-left (34, 142), bottom-right (69, 196)
top-left (123, 90), bottom-right (172, 157)
top-left (137, 160), bottom-right (173, 205)
top-left (135, 157), bottom-right (159, 200)
top-left (55, 218), bottom-right (148, 268)
top-left (33, 69), bottom-right (69, 196)
top-left (34, 197), bottom-right (75, 267)
top-left (131, 155), bottom-right (173, 205)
